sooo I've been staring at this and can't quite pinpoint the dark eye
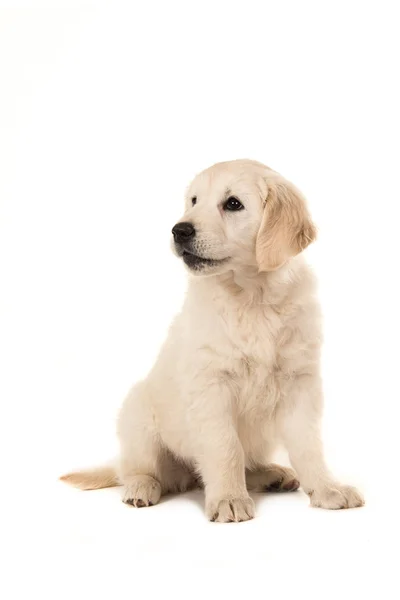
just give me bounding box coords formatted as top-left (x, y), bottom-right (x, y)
top-left (191, 196), bottom-right (197, 206)
top-left (224, 196), bottom-right (244, 211)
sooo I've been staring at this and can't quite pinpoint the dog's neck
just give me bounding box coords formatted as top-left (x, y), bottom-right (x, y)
top-left (188, 257), bottom-right (306, 308)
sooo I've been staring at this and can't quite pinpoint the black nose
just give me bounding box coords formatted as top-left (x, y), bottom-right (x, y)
top-left (172, 222), bottom-right (195, 243)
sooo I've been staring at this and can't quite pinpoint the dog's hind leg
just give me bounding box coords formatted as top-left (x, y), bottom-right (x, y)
top-left (246, 464), bottom-right (300, 492)
top-left (160, 452), bottom-right (200, 494)
top-left (117, 382), bottom-right (163, 507)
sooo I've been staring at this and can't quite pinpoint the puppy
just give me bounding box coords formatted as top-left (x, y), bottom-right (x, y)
top-left (61, 159), bottom-right (364, 522)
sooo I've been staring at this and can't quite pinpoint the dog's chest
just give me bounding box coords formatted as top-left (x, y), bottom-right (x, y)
top-left (223, 301), bottom-right (283, 367)
top-left (184, 286), bottom-right (293, 407)
top-left (218, 299), bottom-right (293, 413)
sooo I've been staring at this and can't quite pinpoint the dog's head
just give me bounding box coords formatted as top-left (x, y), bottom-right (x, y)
top-left (172, 159), bottom-right (316, 276)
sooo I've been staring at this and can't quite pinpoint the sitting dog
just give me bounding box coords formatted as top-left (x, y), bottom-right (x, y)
top-left (61, 159), bottom-right (364, 522)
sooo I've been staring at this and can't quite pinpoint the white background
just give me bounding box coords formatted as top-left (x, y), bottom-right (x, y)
top-left (1, 1), bottom-right (399, 598)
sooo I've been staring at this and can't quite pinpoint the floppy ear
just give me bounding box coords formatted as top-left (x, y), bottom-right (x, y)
top-left (256, 178), bottom-right (317, 271)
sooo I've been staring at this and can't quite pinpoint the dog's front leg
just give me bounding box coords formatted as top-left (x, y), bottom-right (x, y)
top-left (188, 382), bottom-right (254, 523)
top-left (280, 373), bottom-right (364, 509)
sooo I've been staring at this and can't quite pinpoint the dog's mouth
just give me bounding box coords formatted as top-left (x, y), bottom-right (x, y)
top-left (181, 249), bottom-right (227, 269)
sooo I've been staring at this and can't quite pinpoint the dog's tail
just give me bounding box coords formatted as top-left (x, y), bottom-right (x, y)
top-left (59, 465), bottom-right (119, 490)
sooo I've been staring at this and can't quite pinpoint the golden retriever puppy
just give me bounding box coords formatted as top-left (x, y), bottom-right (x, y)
top-left (61, 159), bottom-right (364, 522)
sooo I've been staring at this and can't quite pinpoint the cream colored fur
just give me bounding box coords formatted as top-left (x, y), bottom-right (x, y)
top-left (61, 159), bottom-right (364, 522)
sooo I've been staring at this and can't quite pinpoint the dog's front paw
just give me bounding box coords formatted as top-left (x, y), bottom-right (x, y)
top-left (206, 496), bottom-right (255, 523)
top-left (309, 484), bottom-right (364, 510)
top-left (122, 475), bottom-right (161, 508)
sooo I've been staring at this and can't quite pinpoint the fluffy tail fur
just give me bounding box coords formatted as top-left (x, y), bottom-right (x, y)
top-left (59, 465), bottom-right (119, 490)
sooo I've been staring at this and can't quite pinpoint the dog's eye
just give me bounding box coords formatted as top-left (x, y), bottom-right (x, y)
top-left (224, 197), bottom-right (244, 211)
top-left (191, 196), bottom-right (197, 206)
